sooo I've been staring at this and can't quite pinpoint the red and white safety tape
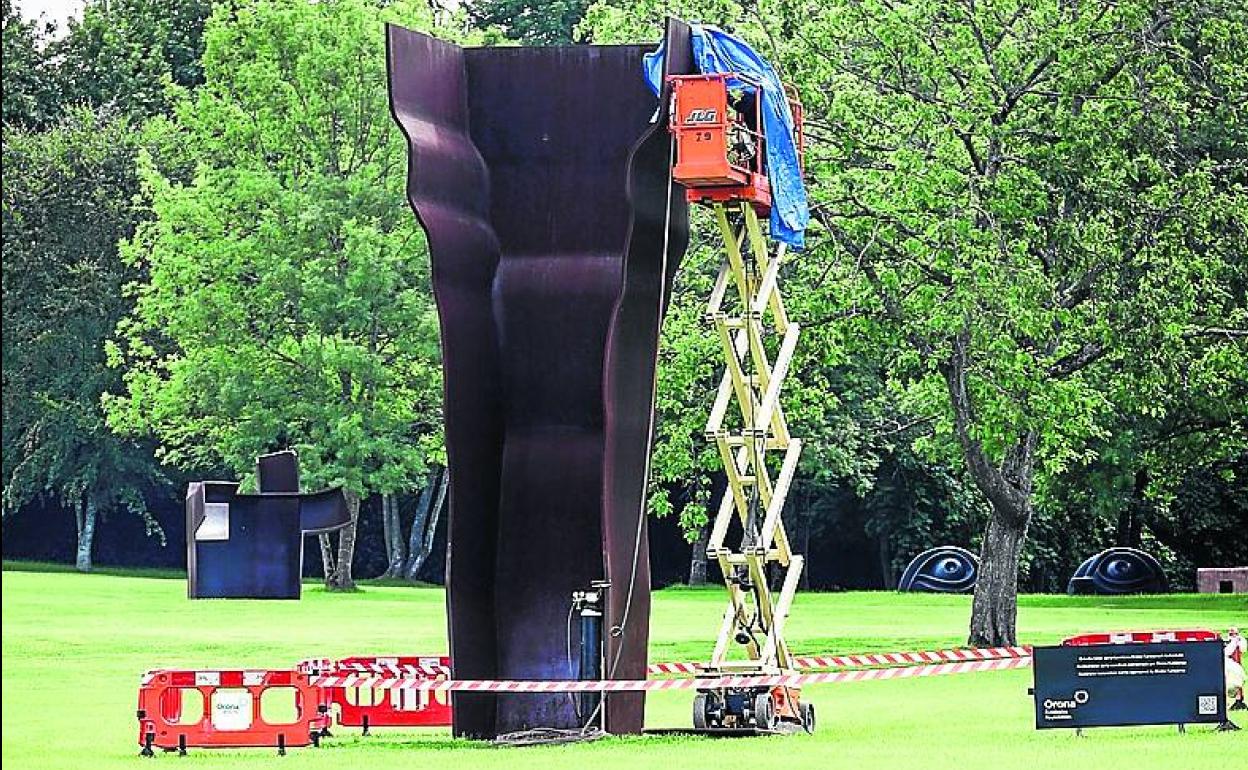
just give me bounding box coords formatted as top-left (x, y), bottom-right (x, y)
top-left (650, 645), bottom-right (1033, 675)
top-left (330, 661), bottom-right (450, 677)
top-left (316, 645), bottom-right (1032, 678)
top-left (310, 655), bottom-right (1032, 693)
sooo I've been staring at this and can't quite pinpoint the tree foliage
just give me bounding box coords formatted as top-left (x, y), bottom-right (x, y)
top-left (2, 0), bottom-right (219, 571)
top-left (468, 0), bottom-right (593, 44)
top-left (106, 0), bottom-right (459, 589)
top-left (2, 0), bottom-right (60, 130)
top-left (55, 0), bottom-right (215, 119)
top-left (2, 108), bottom-right (172, 571)
top-left (585, 0), bottom-right (1248, 642)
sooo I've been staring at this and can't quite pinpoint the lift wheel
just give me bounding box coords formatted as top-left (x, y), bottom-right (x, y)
top-left (693, 686), bottom-right (814, 733)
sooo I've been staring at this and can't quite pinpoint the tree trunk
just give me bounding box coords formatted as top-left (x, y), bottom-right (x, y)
top-left (796, 493), bottom-right (811, 590)
top-left (381, 493), bottom-right (395, 569)
top-left (406, 468), bottom-right (448, 582)
top-left (1117, 468), bottom-right (1148, 548)
top-left (403, 477), bottom-right (435, 579)
top-left (969, 509), bottom-right (1030, 647)
top-left (75, 494), bottom-right (97, 573)
top-left (330, 490), bottom-right (361, 591)
top-left (381, 493), bottom-right (406, 578)
top-left (688, 522), bottom-right (710, 586)
top-left (878, 532), bottom-right (892, 590)
top-left (318, 533), bottom-right (337, 587)
top-left (943, 330), bottom-right (1037, 648)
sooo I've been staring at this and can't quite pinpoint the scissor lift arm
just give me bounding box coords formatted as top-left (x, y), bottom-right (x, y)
top-left (667, 72), bottom-right (814, 734)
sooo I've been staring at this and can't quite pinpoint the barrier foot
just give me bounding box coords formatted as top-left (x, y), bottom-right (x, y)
top-left (320, 727), bottom-right (333, 738)
top-left (1230, 699), bottom-right (1247, 712)
top-left (278, 734), bottom-right (286, 756)
top-left (178, 735), bottom-right (187, 756)
top-left (1217, 721), bottom-right (1241, 732)
top-left (1177, 724), bottom-right (1186, 734)
top-left (311, 731), bottom-right (320, 748)
top-left (140, 733), bottom-right (155, 758)
top-left (361, 716), bottom-right (370, 736)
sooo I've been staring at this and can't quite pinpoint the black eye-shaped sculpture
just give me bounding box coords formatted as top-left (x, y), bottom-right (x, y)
top-left (1067, 547), bottom-right (1168, 595)
top-left (898, 546), bottom-right (979, 593)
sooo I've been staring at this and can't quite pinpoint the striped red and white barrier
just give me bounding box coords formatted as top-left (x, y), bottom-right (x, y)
top-left (648, 645), bottom-right (1033, 675)
top-left (313, 645), bottom-right (1033, 678)
top-left (327, 660), bottom-right (451, 678)
top-left (310, 655), bottom-right (1032, 693)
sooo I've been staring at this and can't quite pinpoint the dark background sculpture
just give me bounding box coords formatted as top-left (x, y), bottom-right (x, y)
top-left (898, 546), bottom-right (979, 593)
top-left (386, 19), bottom-right (694, 738)
top-left (1067, 547), bottom-right (1169, 595)
top-left (186, 451), bottom-right (349, 599)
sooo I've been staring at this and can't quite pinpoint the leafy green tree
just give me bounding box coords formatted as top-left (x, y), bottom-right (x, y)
top-left (587, 1), bottom-right (1247, 644)
top-left (468, 0), bottom-right (593, 44)
top-left (787, 0), bottom-right (1248, 644)
top-left (2, 0), bottom-right (61, 129)
top-left (2, 108), bottom-right (172, 571)
top-left (107, 0), bottom-right (453, 590)
top-left (55, 0), bottom-right (215, 119)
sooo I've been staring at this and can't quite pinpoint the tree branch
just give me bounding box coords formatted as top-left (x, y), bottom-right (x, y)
top-left (941, 327), bottom-right (1030, 524)
top-left (1047, 341), bottom-right (1109, 378)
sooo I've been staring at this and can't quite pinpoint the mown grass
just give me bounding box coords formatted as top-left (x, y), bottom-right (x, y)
top-left (1, 561), bottom-right (1243, 769)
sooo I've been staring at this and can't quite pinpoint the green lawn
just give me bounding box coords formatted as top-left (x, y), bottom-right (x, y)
top-left (1, 562), bottom-right (1243, 769)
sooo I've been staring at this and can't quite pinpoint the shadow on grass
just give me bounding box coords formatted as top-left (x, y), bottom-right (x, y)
top-left (320, 731), bottom-right (713, 752)
top-left (2, 560), bottom-right (443, 590)
top-left (1, 560), bottom-right (186, 579)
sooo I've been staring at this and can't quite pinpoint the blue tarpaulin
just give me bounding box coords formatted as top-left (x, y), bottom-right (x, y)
top-left (644, 25), bottom-right (808, 249)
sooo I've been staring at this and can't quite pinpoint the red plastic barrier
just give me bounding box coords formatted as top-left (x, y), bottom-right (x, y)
top-left (137, 669), bottom-right (328, 755)
top-left (1063, 629), bottom-right (1218, 646)
top-left (300, 656), bottom-right (452, 732)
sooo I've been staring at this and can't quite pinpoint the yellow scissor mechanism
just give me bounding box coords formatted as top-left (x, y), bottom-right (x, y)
top-left (691, 201), bottom-right (812, 733)
top-left (665, 69), bottom-right (813, 733)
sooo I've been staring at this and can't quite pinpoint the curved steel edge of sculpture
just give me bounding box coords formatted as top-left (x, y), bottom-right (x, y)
top-left (385, 19), bottom-right (696, 737)
top-left (186, 450), bottom-right (351, 600)
top-left (1067, 546), bottom-right (1169, 595)
top-left (898, 546), bottom-right (981, 594)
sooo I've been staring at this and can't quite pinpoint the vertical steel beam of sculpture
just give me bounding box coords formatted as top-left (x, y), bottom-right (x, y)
top-left (386, 20), bottom-right (694, 738)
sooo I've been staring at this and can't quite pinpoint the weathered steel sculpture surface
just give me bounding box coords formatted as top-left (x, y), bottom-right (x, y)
top-left (186, 451), bottom-right (349, 600)
top-left (386, 19), bottom-right (694, 737)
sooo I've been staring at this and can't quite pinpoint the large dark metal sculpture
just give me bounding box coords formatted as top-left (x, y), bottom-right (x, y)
top-left (386, 20), bottom-right (695, 738)
top-left (1067, 547), bottom-right (1168, 595)
top-left (898, 546), bottom-right (979, 593)
top-left (186, 451), bottom-right (349, 599)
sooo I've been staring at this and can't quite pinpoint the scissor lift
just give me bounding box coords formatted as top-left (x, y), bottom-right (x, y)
top-left (667, 73), bottom-right (813, 734)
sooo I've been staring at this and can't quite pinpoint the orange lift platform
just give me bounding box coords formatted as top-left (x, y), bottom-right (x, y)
top-left (665, 70), bottom-right (814, 734)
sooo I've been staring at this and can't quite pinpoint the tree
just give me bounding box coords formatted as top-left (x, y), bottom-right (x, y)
top-left (2, 0), bottom-right (212, 572)
top-left (468, 0), bottom-right (593, 44)
top-left (54, 0), bottom-right (214, 119)
top-left (636, 219), bottom-right (882, 576)
top-left (378, 468), bottom-right (448, 581)
top-left (401, 467), bottom-right (448, 580)
top-left (775, 0), bottom-right (1248, 644)
top-left (106, 0), bottom-right (452, 590)
top-left (2, 0), bottom-right (61, 129)
top-left (2, 108), bottom-right (170, 571)
top-left (585, 1), bottom-right (1246, 640)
